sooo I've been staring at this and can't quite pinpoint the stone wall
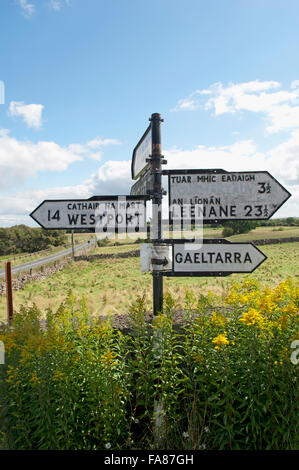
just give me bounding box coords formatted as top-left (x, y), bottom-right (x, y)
top-left (0, 258), bottom-right (71, 296)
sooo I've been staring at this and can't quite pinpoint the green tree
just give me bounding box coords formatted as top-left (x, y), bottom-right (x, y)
top-left (0, 226), bottom-right (68, 256)
top-left (222, 220), bottom-right (259, 237)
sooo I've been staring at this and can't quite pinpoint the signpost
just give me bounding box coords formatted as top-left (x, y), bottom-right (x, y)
top-left (30, 196), bottom-right (148, 233)
top-left (150, 114), bottom-right (164, 316)
top-left (29, 112), bottom-right (292, 317)
top-left (129, 114), bottom-right (291, 314)
top-left (166, 169), bottom-right (291, 222)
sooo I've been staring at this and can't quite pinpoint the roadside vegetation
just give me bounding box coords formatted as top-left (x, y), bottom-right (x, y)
top-left (0, 278), bottom-right (298, 449)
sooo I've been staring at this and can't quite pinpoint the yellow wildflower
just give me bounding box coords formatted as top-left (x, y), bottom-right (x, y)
top-left (239, 308), bottom-right (265, 327)
top-left (100, 349), bottom-right (118, 366)
top-left (212, 333), bottom-right (230, 349)
top-left (211, 312), bottom-right (227, 327)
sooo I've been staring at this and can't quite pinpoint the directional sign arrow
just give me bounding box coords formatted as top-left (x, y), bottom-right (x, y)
top-left (165, 239), bottom-right (267, 276)
top-left (140, 244), bottom-right (172, 272)
top-left (30, 196), bottom-right (148, 232)
top-left (151, 257), bottom-right (169, 266)
top-left (165, 169), bottom-right (291, 221)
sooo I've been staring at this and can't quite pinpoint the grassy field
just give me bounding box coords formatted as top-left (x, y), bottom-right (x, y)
top-left (1, 237), bottom-right (298, 322)
top-left (70, 225), bottom-right (299, 244)
top-left (175, 225), bottom-right (299, 240)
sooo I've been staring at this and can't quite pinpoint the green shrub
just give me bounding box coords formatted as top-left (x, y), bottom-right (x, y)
top-left (97, 237), bottom-right (110, 247)
top-left (222, 227), bottom-right (234, 237)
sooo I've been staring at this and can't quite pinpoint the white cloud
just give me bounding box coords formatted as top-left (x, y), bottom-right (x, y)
top-left (0, 183), bottom-right (91, 226)
top-left (49, 0), bottom-right (61, 11)
top-left (0, 131), bottom-right (122, 190)
top-left (173, 80), bottom-right (299, 134)
top-left (173, 98), bottom-right (198, 111)
top-left (86, 160), bottom-right (131, 194)
top-left (0, 161), bottom-right (132, 226)
top-left (49, 0), bottom-right (70, 11)
top-left (164, 140), bottom-right (267, 173)
top-left (87, 137), bottom-right (121, 149)
top-left (9, 101), bottom-right (44, 129)
top-left (17, 0), bottom-right (71, 16)
top-left (1, 132), bottom-right (297, 227)
top-left (86, 138), bottom-right (121, 162)
top-left (18, 0), bottom-right (35, 18)
top-left (267, 129), bottom-right (299, 184)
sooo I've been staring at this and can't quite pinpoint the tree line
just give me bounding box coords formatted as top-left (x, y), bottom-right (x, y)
top-left (220, 217), bottom-right (299, 237)
top-left (0, 225), bottom-right (68, 256)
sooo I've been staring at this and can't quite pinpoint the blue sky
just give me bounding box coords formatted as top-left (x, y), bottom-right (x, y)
top-left (0, 0), bottom-right (299, 226)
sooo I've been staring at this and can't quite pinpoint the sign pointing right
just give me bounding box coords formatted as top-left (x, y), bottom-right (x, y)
top-left (168, 239), bottom-right (267, 276)
top-left (165, 170), bottom-right (291, 221)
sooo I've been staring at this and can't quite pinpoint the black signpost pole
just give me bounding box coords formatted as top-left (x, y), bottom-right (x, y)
top-left (151, 113), bottom-right (163, 316)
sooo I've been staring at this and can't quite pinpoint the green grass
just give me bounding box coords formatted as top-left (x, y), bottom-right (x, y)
top-left (1, 241), bottom-right (298, 322)
top-left (202, 225), bottom-right (299, 240)
top-left (228, 226), bottom-right (299, 241)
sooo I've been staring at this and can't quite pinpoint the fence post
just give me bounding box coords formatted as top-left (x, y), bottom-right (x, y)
top-left (71, 230), bottom-right (75, 259)
top-left (5, 262), bottom-right (13, 323)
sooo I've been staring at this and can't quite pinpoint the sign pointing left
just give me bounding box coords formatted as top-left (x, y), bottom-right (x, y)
top-left (30, 196), bottom-right (148, 232)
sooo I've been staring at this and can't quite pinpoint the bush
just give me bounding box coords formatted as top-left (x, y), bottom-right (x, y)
top-left (0, 280), bottom-right (298, 450)
top-left (134, 237), bottom-right (147, 244)
top-left (222, 227), bottom-right (234, 237)
top-left (97, 237), bottom-right (110, 247)
top-left (222, 220), bottom-right (259, 236)
top-left (0, 226), bottom-right (67, 256)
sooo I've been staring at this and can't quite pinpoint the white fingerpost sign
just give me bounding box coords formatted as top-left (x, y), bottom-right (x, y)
top-left (30, 196), bottom-right (148, 233)
top-left (131, 124), bottom-right (152, 180)
top-left (166, 170), bottom-right (291, 221)
top-left (172, 240), bottom-right (267, 275)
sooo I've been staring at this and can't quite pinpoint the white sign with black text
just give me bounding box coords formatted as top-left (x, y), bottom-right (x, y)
top-left (173, 241), bottom-right (266, 274)
top-left (167, 170), bottom-right (291, 221)
top-left (131, 124), bottom-right (152, 180)
top-left (30, 197), bottom-right (148, 232)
